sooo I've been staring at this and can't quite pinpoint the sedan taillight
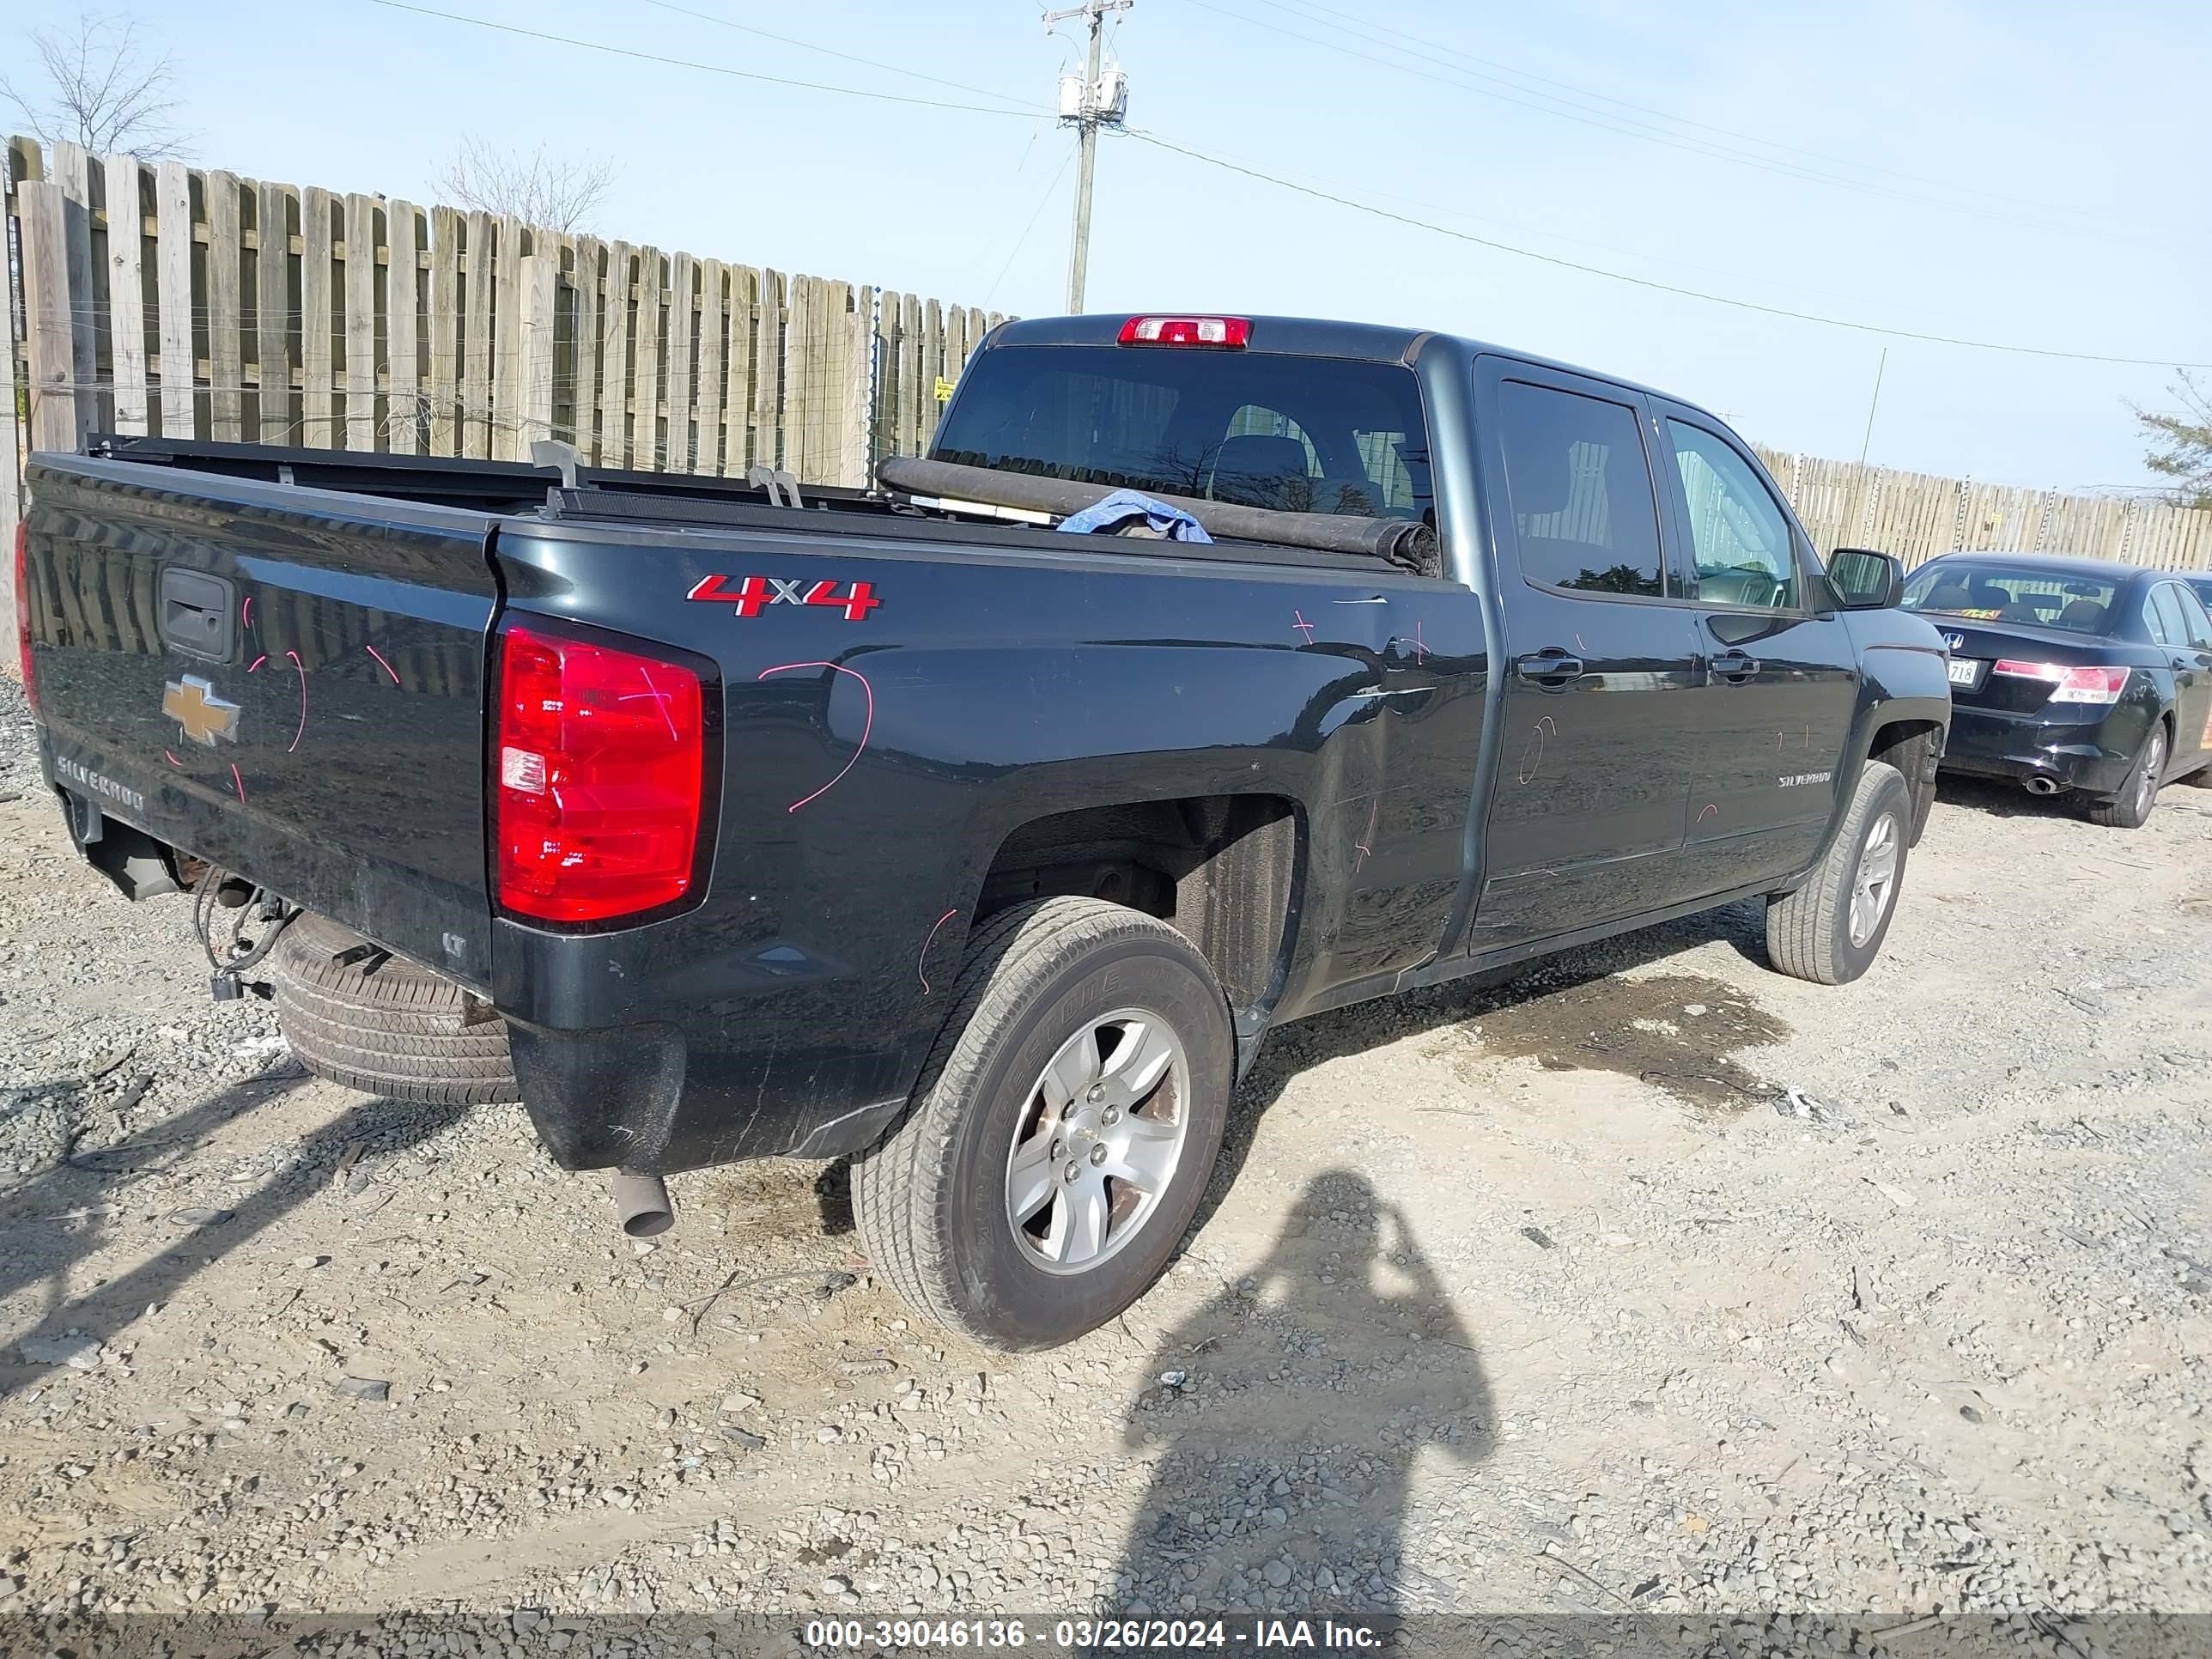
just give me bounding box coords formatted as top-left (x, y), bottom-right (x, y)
top-left (1990, 661), bottom-right (2130, 705)
top-left (495, 621), bottom-right (709, 924)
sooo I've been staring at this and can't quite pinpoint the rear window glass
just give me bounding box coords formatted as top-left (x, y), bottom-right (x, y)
top-left (1901, 563), bottom-right (2119, 634)
top-left (931, 345), bottom-right (1433, 521)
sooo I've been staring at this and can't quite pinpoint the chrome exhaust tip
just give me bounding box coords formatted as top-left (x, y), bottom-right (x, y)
top-left (2023, 775), bottom-right (2060, 796)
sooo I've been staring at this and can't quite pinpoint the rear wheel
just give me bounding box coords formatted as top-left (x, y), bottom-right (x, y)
top-left (270, 913), bottom-right (520, 1104)
top-left (1765, 759), bottom-right (1911, 986)
top-left (2087, 724), bottom-right (2166, 830)
top-left (852, 896), bottom-right (1233, 1351)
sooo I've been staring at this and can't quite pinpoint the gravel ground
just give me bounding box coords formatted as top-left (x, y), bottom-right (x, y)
top-left (3, 672), bottom-right (2209, 1656)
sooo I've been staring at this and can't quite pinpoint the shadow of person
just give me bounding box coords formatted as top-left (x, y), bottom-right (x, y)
top-left (1109, 1170), bottom-right (1493, 1619)
top-left (1188, 896), bottom-right (1770, 1243)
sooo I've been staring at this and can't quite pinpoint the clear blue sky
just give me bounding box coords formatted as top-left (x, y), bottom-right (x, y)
top-left (15, 0), bottom-right (2209, 490)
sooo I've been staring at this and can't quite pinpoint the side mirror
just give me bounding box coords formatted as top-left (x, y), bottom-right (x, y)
top-left (1827, 547), bottom-right (1905, 611)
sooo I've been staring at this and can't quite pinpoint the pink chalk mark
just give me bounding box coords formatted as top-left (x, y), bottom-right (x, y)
top-left (1696, 803), bottom-right (1717, 823)
top-left (626, 662), bottom-right (679, 742)
top-left (917, 908), bottom-right (961, 996)
top-left (757, 659), bottom-right (874, 812)
top-left (230, 763), bottom-right (247, 804)
top-left (241, 595), bottom-right (253, 630)
top-left (285, 650), bottom-right (307, 753)
top-left (1291, 611), bottom-right (1316, 644)
top-left (164, 750), bottom-right (181, 768)
top-left (1516, 714), bottom-right (1556, 785)
top-left (1352, 797), bottom-right (1380, 874)
top-left (247, 654), bottom-right (267, 673)
top-left (364, 642), bottom-right (399, 684)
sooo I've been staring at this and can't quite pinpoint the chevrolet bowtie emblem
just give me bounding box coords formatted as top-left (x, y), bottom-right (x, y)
top-left (164, 675), bottom-right (242, 746)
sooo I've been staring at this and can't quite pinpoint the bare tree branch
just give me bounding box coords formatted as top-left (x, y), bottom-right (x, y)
top-left (435, 136), bottom-right (617, 234)
top-left (0, 13), bottom-right (192, 158)
top-left (2133, 370), bottom-right (2212, 511)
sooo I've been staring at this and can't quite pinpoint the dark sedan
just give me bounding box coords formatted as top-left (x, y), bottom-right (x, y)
top-left (1901, 552), bottom-right (2212, 828)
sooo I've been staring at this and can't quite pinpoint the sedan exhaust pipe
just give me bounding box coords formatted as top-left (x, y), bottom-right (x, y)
top-left (2023, 775), bottom-right (2061, 797)
top-left (610, 1170), bottom-right (675, 1237)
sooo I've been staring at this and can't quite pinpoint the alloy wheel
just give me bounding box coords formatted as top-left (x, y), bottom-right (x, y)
top-left (1847, 811), bottom-right (1900, 949)
top-left (1004, 1008), bottom-right (1190, 1275)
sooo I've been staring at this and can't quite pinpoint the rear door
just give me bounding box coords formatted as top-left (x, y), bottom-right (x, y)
top-left (24, 458), bottom-right (501, 988)
top-left (1469, 360), bottom-right (1705, 951)
top-left (2154, 580), bottom-right (2212, 769)
top-left (1650, 404), bottom-right (1860, 889)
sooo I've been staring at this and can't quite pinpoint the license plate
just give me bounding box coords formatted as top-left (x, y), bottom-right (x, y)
top-left (1948, 658), bottom-right (1982, 687)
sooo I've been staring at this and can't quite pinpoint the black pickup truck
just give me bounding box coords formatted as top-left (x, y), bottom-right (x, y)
top-left (17, 313), bottom-right (1950, 1348)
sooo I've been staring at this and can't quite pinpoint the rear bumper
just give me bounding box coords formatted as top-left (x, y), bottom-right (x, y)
top-left (1937, 705), bottom-right (2143, 796)
top-left (48, 754), bottom-right (940, 1177)
top-left (506, 1015), bottom-right (910, 1172)
top-left (489, 915), bottom-right (932, 1175)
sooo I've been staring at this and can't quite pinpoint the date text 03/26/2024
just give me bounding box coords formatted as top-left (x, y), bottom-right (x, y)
top-left (803, 1619), bottom-right (1384, 1650)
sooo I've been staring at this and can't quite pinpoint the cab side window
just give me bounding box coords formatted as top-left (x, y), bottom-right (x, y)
top-left (1667, 422), bottom-right (1797, 611)
top-left (1495, 382), bottom-right (1665, 598)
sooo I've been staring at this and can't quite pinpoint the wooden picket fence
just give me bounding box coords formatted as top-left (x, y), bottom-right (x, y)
top-left (1, 136), bottom-right (999, 510)
top-left (4, 132), bottom-right (2209, 654)
top-left (1753, 447), bottom-right (2212, 571)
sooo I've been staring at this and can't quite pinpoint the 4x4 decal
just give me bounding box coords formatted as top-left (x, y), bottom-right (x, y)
top-left (687, 574), bottom-right (880, 622)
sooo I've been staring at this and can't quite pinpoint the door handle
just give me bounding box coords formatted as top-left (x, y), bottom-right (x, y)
top-left (1515, 653), bottom-right (1584, 684)
top-left (1707, 653), bottom-right (1759, 683)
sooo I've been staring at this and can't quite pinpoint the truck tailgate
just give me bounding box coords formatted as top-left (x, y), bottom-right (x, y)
top-left (23, 456), bottom-right (501, 991)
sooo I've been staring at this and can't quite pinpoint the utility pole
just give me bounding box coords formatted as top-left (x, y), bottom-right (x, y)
top-left (1046, 0), bottom-right (1132, 313)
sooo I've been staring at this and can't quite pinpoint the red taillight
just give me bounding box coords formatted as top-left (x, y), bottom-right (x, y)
top-left (14, 520), bottom-right (34, 716)
top-left (495, 622), bottom-right (708, 924)
top-left (1990, 660), bottom-right (2130, 705)
top-left (1117, 315), bottom-right (1251, 349)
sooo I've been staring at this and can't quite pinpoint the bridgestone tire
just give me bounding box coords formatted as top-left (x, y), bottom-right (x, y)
top-left (1765, 759), bottom-right (1911, 987)
top-left (2087, 725), bottom-right (2166, 830)
top-left (852, 897), bottom-right (1234, 1352)
top-left (270, 913), bottom-right (520, 1105)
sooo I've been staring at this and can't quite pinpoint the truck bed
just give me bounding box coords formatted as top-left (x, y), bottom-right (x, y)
top-left (21, 441), bottom-right (1472, 1172)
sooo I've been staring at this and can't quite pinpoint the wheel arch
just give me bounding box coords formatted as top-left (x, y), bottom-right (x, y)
top-left (1867, 714), bottom-right (1945, 846)
top-left (973, 793), bottom-right (1305, 1056)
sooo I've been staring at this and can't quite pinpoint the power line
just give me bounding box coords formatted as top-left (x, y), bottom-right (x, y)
top-left (1117, 128), bottom-right (2212, 368)
top-left (357, 0), bottom-right (2203, 364)
top-left (346, 0), bottom-right (1969, 327)
top-left (362, 0), bottom-right (1052, 118)
top-left (1182, 0), bottom-right (2160, 245)
top-left (1249, 0), bottom-right (2130, 224)
top-left (986, 142), bottom-right (1080, 309)
top-left (630, 0), bottom-right (1049, 113)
